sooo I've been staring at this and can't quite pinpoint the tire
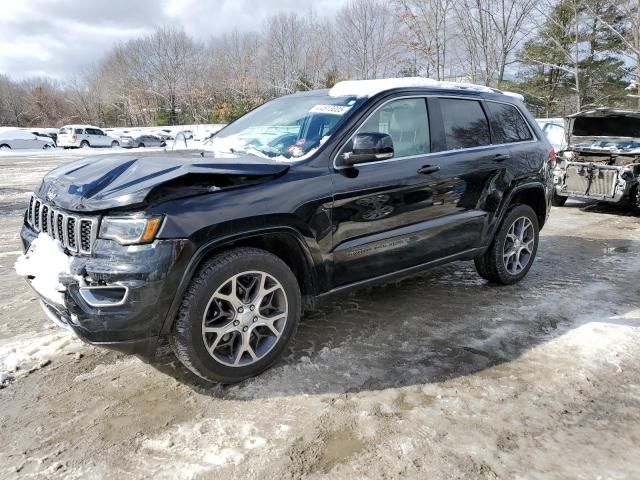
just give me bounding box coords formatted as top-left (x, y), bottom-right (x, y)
top-left (474, 204), bottom-right (539, 285)
top-left (42, 144), bottom-right (52, 150)
top-left (551, 191), bottom-right (568, 207)
top-left (111, 141), bottom-right (119, 148)
top-left (138, 143), bottom-right (145, 148)
top-left (0, 144), bottom-right (11, 150)
top-left (80, 140), bottom-right (90, 148)
top-left (170, 247), bottom-right (301, 384)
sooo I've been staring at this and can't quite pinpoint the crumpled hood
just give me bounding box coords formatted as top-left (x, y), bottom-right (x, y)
top-left (36, 151), bottom-right (290, 212)
top-left (567, 109), bottom-right (640, 153)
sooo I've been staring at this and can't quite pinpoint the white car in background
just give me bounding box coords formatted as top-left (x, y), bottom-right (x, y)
top-left (57, 125), bottom-right (119, 149)
top-left (536, 118), bottom-right (566, 151)
top-left (0, 128), bottom-right (55, 150)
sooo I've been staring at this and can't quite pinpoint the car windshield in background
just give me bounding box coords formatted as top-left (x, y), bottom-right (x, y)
top-left (204, 94), bottom-right (363, 160)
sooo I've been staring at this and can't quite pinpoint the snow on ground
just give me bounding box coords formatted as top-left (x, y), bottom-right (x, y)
top-left (0, 328), bottom-right (82, 387)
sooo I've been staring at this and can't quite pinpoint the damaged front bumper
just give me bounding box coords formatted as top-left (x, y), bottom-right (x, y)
top-left (20, 224), bottom-right (191, 361)
top-left (553, 161), bottom-right (639, 204)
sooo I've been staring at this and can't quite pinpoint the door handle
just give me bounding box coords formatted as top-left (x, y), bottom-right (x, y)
top-left (493, 153), bottom-right (511, 162)
top-left (417, 165), bottom-right (441, 175)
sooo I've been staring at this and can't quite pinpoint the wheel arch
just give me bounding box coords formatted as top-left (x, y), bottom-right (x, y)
top-left (503, 183), bottom-right (548, 229)
top-left (160, 227), bottom-right (321, 335)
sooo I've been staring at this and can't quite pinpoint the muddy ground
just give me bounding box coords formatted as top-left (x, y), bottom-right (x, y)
top-left (0, 151), bottom-right (639, 479)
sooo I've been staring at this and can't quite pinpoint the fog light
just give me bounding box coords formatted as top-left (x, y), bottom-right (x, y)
top-left (79, 286), bottom-right (128, 307)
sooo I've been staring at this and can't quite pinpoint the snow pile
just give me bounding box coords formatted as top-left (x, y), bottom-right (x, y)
top-left (0, 329), bottom-right (82, 385)
top-left (139, 418), bottom-right (273, 477)
top-left (14, 233), bottom-right (73, 305)
top-left (329, 77), bottom-right (524, 101)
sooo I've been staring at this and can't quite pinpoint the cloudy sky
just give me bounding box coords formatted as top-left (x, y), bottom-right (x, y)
top-left (0, 0), bottom-right (348, 80)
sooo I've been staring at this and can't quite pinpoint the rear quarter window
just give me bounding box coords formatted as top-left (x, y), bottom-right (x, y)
top-left (439, 98), bottom-right (490, 150)
top-left (486, 102), bottom-right (533, 143)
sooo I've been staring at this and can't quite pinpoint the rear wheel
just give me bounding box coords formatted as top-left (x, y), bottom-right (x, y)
top-left (551, 191), bottom-right (568, 207)
top-left (170, 247), bottom-right (301, 384)
top-left (0, 144), bottom-right (10, 150)
top-left (80, 140), bottom-right (90, 148)
top-left (138, 143), bottom-right (145, 148)
top-left (474, 204), bottom-right (539, 285)
top-left (111, 141), bottom-right (119, 148)
top-left (42, 144), bottom-right (52, 150)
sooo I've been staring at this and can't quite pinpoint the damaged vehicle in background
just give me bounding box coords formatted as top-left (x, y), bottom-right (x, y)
top-left (551, 108), bottom-right (640, 207)
top-left (17, 78), bottom-right (552, 384)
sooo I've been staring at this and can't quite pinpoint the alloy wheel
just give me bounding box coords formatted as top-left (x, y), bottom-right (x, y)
top-left (201, 271), bottom-right (288, 367)
top-left (502, 216), bottom-right (535, 275)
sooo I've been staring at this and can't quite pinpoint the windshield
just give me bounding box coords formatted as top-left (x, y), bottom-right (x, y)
top-left (205, 94), bottom-right (362, 161)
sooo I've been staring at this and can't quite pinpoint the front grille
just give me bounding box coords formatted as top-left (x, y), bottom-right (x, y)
top-left (26, 195), bottom-right (98, 255)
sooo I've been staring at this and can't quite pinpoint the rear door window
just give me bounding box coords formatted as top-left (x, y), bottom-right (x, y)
top-left (486, 102), bottom-right (533, 143)
top-left (439, 98), bottom-right (490, 150)
top-left (75, 128), bottom-right (84, 134)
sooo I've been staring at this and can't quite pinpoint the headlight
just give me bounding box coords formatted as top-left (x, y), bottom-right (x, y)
top-left (99, 216), bottom-right (163, 245)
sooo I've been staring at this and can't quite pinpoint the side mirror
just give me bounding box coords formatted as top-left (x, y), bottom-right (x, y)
top-left (342, 132), bottom-right (394, 166)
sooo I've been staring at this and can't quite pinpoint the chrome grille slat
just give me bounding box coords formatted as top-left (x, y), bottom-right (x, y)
top-left (28, 196), bottom-right (34, 225)
top-left (67, 216), bottom-right (77, 251)
top-left (25, 195), bottom-right (97, 255)
top-left (49, 209), bottom-right (56, 239)
top-left (41, 205), bottom-right (49, 233)
top-left (56, 213), bottom-right (64, 241)
top-left (33, 200), bottom-right (41, 229)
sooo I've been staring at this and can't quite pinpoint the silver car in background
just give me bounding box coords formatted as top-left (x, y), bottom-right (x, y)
top-left (0, 128), bottom-right (55, 150)
top-left (118, 134), bottom-right (166, 149)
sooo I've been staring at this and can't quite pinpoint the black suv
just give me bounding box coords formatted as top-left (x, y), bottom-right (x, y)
top-left (20, 79), bottom-right (553, 383)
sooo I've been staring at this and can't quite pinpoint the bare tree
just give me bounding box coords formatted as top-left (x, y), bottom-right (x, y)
top-left (396, 0), bottom-right (454, 80)
top-left (335, 0), bottom-right (399, 79)
top-left (0, 77), bottom-right (29, 126)
top-left (454, 0), bottom-right (499, 84)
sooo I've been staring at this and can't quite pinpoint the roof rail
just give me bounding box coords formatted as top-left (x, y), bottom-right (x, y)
top-left (329, 77), bottom-right (524, 101)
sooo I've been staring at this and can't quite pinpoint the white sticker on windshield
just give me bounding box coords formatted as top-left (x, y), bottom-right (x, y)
top-left (309, 104), bottom-right (352, 115)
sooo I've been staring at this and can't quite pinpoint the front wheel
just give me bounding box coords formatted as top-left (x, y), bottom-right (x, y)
top-left (0, 144), bottom-right (11, 150)
top-left (474, 204), bottom-right (539, 285)
top-left (138, 143), bottom-right (145, 148)
top-left (170, 247), bottom-right (301, 384)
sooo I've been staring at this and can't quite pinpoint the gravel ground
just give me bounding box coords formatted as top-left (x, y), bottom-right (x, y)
top-left (0, 151), bottom-right (639, 479)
